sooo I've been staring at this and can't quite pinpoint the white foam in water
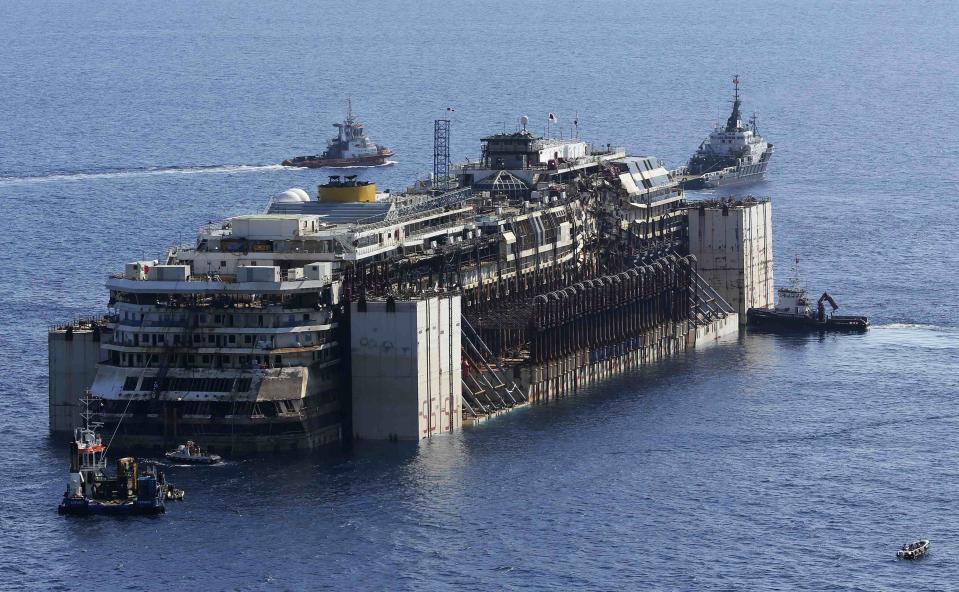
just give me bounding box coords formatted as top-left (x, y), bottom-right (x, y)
top-left (873, 323), bottom-right (956, 333)
top-left (0, 164), bottom-right (292, 187)
top-left (318, 160), bottom-right (398, 170)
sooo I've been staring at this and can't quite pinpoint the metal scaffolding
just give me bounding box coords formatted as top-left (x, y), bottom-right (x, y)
top-left (433, 119), bottom-right (451, 191)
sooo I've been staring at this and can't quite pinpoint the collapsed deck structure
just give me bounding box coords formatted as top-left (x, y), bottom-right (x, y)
top-left (49, 124), bottom-right (770, 451)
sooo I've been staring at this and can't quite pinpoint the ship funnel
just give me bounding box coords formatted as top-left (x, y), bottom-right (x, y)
top-left (318, 177), bottom-right (377, 203)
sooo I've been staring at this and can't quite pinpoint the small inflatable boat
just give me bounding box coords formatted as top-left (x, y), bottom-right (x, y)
top-left (897, 539), bottom-right (930, 559)
top-left (165, 441), bottom-right (222, 465)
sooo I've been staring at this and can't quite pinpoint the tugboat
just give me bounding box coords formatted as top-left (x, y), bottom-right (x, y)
top-left (58, 392), bottom-right (181, 516)
top-left (165, 441), bottom-right (222, 465)
top-left (682, 76), bottom-right (774, 189)
top-left (747, 259), bottom-right (868, 332)
top-left (897, 539), bottom-right (930, 560)
top-left (282, 100), bottom-right (394, 168)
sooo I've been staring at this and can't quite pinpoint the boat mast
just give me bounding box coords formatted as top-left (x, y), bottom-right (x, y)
top-left (789, 255), bottom-right (802, 289)
top-left (726, 75), bottom-right (743, 132)
top-left (79, 389), bottom-right (103, 434)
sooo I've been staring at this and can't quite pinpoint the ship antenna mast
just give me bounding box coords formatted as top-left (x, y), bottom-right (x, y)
top-left (790, 255), bottom-right (802, 289)
top-left (726, 75), bottom-right (743, 131)
top-left (79, 389), bottom-right (103, 433)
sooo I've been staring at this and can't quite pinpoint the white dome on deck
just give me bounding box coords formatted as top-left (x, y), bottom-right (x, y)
top-left (290, 188), bottom-right (311, 202)
top-left (273, 188), bottom-right (309, 203)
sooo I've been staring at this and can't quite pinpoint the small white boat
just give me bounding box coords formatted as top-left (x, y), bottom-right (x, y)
top-left (897, 539), bottom-right (930, 559)
top-left (165, 441), bottom-right (222, 465)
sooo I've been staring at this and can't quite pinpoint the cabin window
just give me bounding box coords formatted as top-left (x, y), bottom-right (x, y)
top-left (244, 335), bottom-right (252, 344)
top-left (220, 260), bottom-right (226, 267)
top-left (228, 335), bottom-right (236, 344)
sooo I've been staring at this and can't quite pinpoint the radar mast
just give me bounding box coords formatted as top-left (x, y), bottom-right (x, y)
top-left (725, 75), bottom-right (743, 132)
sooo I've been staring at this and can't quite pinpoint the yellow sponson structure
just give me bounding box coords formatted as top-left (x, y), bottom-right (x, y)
top-left (318, 182), bottom-right (377, 203)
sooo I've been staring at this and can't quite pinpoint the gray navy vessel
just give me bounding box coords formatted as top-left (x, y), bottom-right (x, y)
top-left (682, 76), bottom-right (774, 189)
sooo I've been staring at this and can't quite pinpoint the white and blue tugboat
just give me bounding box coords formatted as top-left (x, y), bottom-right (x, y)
top-left (682, 76), bottom-right (774, 189)
top-left (282, 99), bottom-right (394, 168)
top-left (58, 392), bottom-right (177, 516)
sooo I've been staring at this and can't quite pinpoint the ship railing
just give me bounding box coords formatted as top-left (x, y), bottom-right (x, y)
top-left (49, 315), bottom-right (112, 332)
top-left (351, 198), bottom-right (472, 233)
top-left (270, 318), bottom-right (334, 329)
top-left (116, 318), bottom-right (190, 328)
top-left (199, 222), bottom-right (231, 236)
top-left (268, 242), bottom-right (334, 255)
top-left (454, 152), bottom-right (623, 174)
top-left (404, 218), bottom-right (471, 240)
top-left (391, 187), bottom-right (473, 219)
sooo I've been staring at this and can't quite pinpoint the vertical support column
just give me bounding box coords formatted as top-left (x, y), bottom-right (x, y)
top-left (433, 119), bottom-right (451, 191)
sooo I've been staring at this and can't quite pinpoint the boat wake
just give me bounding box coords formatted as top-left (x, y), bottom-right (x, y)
top-left (0, 164), bottom-right (292, 187)
top-left (873, 323), bottom-right (957, 333)
top-left (146, 458), bottom-right (233, 468)
top-left (296, 160), bottom-right (398, 170)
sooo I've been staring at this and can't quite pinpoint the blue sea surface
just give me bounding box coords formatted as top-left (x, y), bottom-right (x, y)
top-left (1, 1), bottom-right (957, 590)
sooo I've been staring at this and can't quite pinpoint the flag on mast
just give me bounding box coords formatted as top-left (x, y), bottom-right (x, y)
top-left (447, 106), bottom-right (455, 112)
top-left (548, 112), bottom-right (557, 122)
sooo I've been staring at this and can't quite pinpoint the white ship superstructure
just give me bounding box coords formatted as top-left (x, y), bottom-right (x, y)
top-left (329, 102), bottom-right (386, 160)
top-left (454, 128), bottom-right (625, 190)
top-left (684, 76), bottom-right (774, 188)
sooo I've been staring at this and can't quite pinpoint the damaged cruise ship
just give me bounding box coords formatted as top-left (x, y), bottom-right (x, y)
top-left (50, 124), bottom-right (764, 452)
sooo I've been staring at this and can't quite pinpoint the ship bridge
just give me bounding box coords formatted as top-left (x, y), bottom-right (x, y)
top-left (453, 128), bottom-right (625, 195)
